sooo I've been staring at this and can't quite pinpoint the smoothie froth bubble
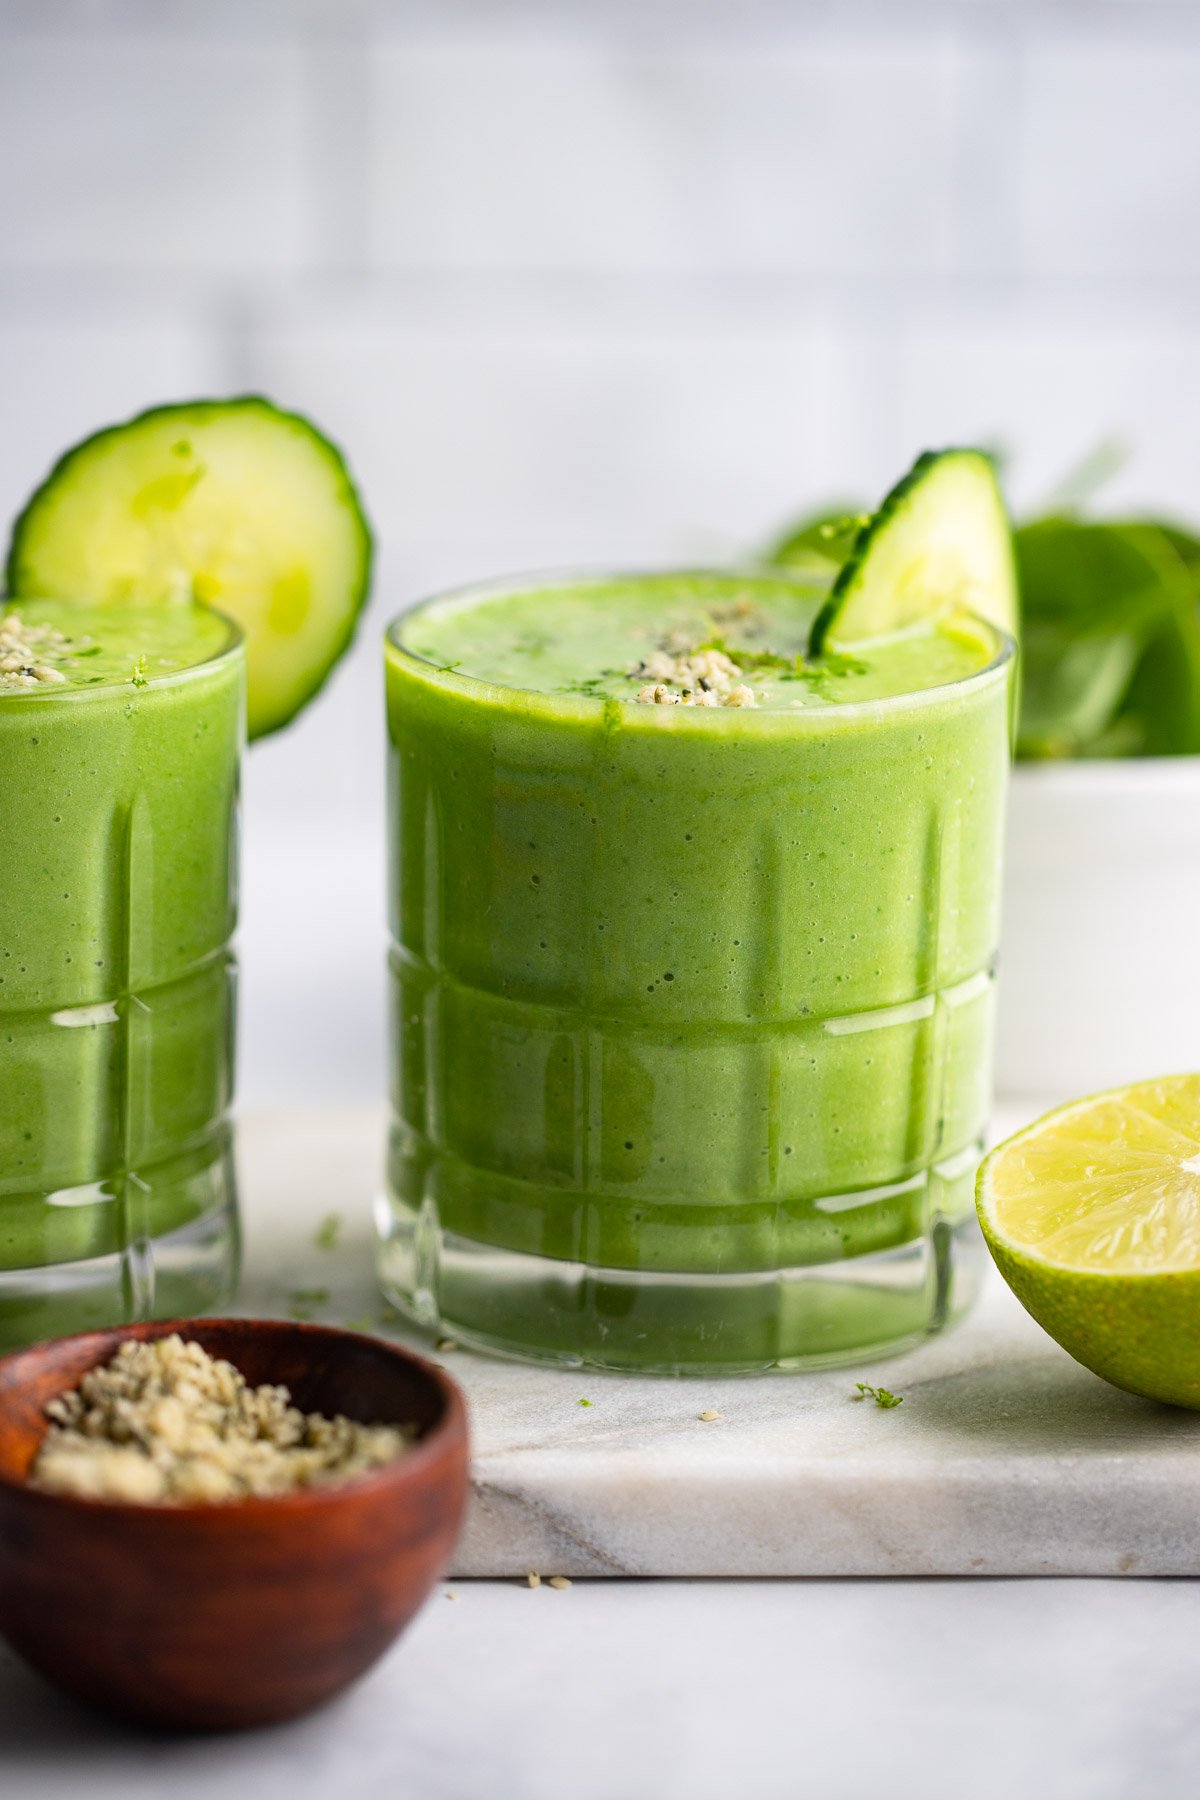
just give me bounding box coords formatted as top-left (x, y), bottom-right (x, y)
top-left (380, 570), bottom-right (1013, 1373)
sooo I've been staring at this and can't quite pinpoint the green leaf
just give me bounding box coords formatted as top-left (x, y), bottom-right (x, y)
top-left (765, 504), bottom-right (866, 574)
top-left (1112, 605), bottom-right (1200, 756)
top-left (1038, 439), bottom-right (1128, 515)
top-left (1015, 518), bottom-right (1200, 758)
top-left (1017, 627), bottom-right (1142, 758)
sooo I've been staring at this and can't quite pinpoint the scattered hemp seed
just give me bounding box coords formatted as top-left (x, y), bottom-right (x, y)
top-left (345, 1314), bottom-right (376, 1334)
top-left (698, 1409), bottom-right (722, 1423)
top-left (314, 1212), bottom-right (343, 1251)
top-left (527, 1571), bottom-right (542, 1589)
top-left (436, 1338), bottom-right (459, 1353)
top-left (548, 1576), bottom-right (572, 1591)
top-left (853, 1382), bottom-right (904, 1409)
top-left (708, 595), bottom-right (762, 631)
top-left (0, 610), bottom-right (71, 687)
top-left (630, 644), bottom-right (759, 708)
top-left (31, 1335), bottom-right (414, 1504)
top-left (445, 1590), bottom-right (459, 1601)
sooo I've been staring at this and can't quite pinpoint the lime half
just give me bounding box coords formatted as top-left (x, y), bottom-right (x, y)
top-left (978, 1075), bottom-right (1200, 1408)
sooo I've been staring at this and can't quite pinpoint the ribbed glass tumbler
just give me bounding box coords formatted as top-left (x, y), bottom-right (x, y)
top-left (0, 623), bottom-right (244, 1348)
top-left (378, 574), bottom-right (1014, 1374)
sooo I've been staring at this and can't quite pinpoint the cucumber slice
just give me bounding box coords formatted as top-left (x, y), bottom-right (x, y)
top-left (5, 396), bottom-right (372, 740)
top-left (808, 449), bottom-right (1017, 657)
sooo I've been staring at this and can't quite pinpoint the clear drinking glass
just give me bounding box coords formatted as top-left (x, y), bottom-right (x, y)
top-left (379, 571), bottom-right (1014, 1373)
top-left (0, 615), bottom-right (244, 1347)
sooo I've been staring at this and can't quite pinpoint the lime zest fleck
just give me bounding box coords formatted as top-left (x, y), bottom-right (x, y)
top-left (697, 634), bottom-right (805, 677)
top-left (314, 1212), bottom-right (342, 1250)
top-left (288, 1285), bottom-right (330, 1321)
top-left (557, 672), bottom-right (618, 697)
top-left (853, 1382), bottom-right (903, 1409)
top-left (578, 1397), bottom-right (593, 1407)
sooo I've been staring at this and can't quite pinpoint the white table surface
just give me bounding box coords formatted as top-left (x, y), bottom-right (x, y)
top-left (5, 1579), bottom-right (1200, 1800)
top-left (6, 1105), bottom-right (1200, 1798)
top-left (233, 1108), bottom-right (1200, 1580)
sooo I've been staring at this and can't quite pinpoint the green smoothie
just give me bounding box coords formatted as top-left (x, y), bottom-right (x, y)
top-left (0, 598), bottom-right (244, 1347)
top-left (382, 571), bottom-right (1013, 1372)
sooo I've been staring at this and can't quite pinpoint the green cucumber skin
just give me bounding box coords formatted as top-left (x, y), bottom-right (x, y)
top-left (5, 395), bottom-right (374, 743)
top-left (807, 448), bottom-right (1016, 659)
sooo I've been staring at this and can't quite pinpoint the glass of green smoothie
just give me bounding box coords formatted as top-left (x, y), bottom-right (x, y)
top-left (0, 396), bottom-right (374, 1349)
top-left (380, 454), bottom-right (1017, 1375)
top-left (0, 600), bottom-right (244, 1347)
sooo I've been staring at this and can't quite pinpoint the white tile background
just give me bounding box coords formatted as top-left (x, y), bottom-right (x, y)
top-left (1, 0), bottom-right (1198, 1101)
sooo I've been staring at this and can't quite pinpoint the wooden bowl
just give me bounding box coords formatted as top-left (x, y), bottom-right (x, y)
top-left (0, 1317), bottom-right (469, 1730)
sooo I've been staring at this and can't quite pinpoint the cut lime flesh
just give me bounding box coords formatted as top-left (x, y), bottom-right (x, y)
top-left (978, 1075), bottom-right (1200, 1408)
top-left (6, 396), bottom-right (373, 740)
top-left (808, 448), bottom-right (1018, 657)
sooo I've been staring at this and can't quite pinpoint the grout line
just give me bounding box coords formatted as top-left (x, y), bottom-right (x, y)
top-left (2, 1), bottom-right (1200, 43)
top-left (5, 269), bottom-right (1200, 322)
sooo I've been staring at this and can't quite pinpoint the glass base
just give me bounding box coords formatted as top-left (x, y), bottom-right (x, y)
top-left (0, 1155), bottom-right (239, 1351)
top-left (376, 1192), bottom-right (988, 1376)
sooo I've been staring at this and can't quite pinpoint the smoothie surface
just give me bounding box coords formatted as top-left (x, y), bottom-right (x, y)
top-left (395, 572), bottom-right (1001, 712)
top-left (0, 598), bottom-right (235, 694)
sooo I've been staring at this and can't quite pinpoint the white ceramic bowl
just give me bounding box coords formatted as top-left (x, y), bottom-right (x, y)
top-left (996, 758), bottom-right (1200, 1104)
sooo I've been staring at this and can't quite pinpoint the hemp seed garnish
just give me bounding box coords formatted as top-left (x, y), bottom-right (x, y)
top-left (631, 645), bottom-right (759, 708)
top-left (0, 609), bottom-right (71, 687)
top-left (31, 1335), bottom-right (414, 1504)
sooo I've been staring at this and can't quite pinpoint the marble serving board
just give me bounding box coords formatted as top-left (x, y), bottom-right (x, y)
top-left (236, 1107), bottom-right (1200, 1579)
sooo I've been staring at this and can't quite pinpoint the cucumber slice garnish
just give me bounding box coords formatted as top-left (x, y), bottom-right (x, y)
top-left (807, 449), bottom-right (1017, 657)
top-left (5, 396), bottom-right (372, 740)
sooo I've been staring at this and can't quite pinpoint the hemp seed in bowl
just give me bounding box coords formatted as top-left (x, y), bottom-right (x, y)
top-left (31, 1334), bottom-right (414, 1505)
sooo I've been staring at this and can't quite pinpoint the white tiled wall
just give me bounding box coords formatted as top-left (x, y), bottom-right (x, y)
top-left (2, 0), bottom-right (1199, 1097)
top-left (368, 35), bottom-right (961, 275)
top-left (1019, 35), bottom-right (1200, 279)
top-left (0, 39), bottom-right (309, 269)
